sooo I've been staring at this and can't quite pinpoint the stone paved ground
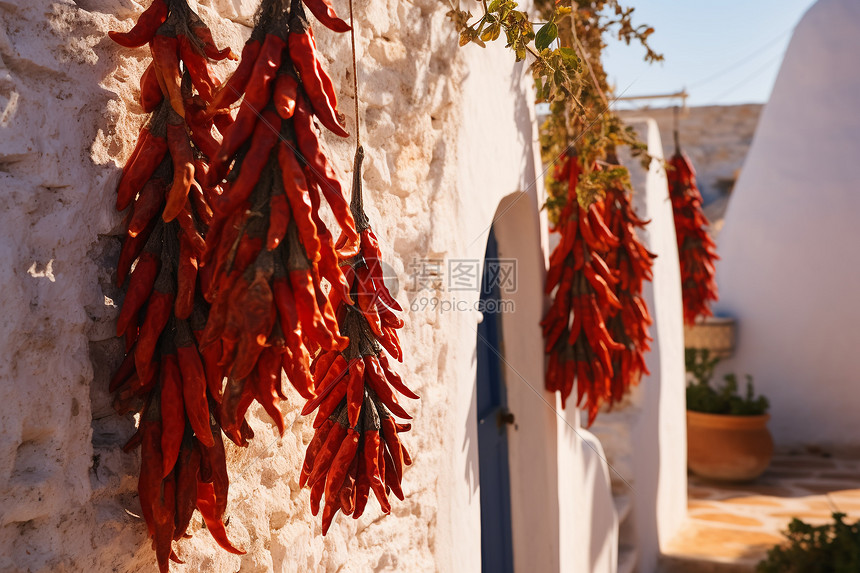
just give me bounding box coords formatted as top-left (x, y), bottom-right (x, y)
top-left (659, 452), bottom-right (860, 572)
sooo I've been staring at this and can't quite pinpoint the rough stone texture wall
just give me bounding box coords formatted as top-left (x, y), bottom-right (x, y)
top-left (0, 0), bottom-right (474, 570)
top-left (618, 104), bottom-right (762, 230)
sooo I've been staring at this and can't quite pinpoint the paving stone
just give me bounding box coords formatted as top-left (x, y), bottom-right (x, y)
top-left (664, 523), bottom-right (781, 560)
top-left (768, 511), bottom-right (837, 520)
top-left (694, 513), bottom-right (764, 527)
top-left (721, 496), bottom-right (782, 507)
top-left (662, 454), bottom-right (860, 572)
top-left (689, 501), bottom-right (718, 510)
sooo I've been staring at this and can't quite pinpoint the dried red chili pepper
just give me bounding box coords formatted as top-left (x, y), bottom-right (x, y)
top-left (301, 0), bottom-right (351, 33)
top-left (196, 481), bottom-right (245, 555)
top-left (206, 39), bottom-right (262, 114)
top-left (266, 175), bottom-right (291, 250)
top-left (189, 20), bottom-right (236, 62)
top-left (273, 74), bottom-right (299, 120)
top-left (602, 175), bottom-right (655, 404)
top-left (116, 242), bottom-right (160, 336)
top-left (117, 124), bottom-right (168, 211)
top-left (151, 34), bottom-right (185, 117)
top-left (212, 110), bottom-right (281, 216)
top-left (293, 95), bottom-right (358, 255)
top-left (140, 62), bottom-right (165, 112)
top-left (252, 346), bottom-right (286, 434)
top-left (160, 351), bottom-right (186, 477)
top-left (175, 320), bottom-right (214, 446)
top-left (288, 9), bottom-right (349, 137)
top-left (137, 397), bottom-right (166, 566)
top-left (173, 430), bottom-right (200, 540)
top-left (208, 33), bottom-right (284, 185)
top-left (129, 174), bottom-right (169, 237)
top-left (163, 120), bottom-right (196, 222)
top-left (109, 0), bottom-right (168, 48)
top-left (135, 262), bottom-right (176, 377)
top-left (177, 33), bottom-right (220, 102)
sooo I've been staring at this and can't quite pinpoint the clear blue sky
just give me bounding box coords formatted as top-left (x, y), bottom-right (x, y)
top-left (602, 0), bottom-right (817, 107)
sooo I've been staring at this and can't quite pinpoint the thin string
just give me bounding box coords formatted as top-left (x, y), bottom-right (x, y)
top-left (673, 105), bottom-right (680, 154)
top-left (346, 0), bottom-right (368, 230)
top-left (349, 0), bottom-right (360, 148)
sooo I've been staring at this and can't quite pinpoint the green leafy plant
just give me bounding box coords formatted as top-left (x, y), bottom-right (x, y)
top-left (685, 348), bottom-right (768, 416)
top-left (757, 512), bottom-right (860, 573)
top-left (447, 1), bottom-right (663, 213)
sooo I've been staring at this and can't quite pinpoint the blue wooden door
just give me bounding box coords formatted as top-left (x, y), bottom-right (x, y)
top-left (477, 229), bottom-right (514, 573)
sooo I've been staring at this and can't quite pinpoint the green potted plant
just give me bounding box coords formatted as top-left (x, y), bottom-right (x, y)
top-left (686, 349), bottom-right (773, 481)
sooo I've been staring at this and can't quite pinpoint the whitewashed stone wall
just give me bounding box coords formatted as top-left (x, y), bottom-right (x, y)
top-left (0, 0), bottom-right (465, 570)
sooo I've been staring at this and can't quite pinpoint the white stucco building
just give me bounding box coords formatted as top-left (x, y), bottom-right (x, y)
top-left (715, 0), bottom-right (860, 451)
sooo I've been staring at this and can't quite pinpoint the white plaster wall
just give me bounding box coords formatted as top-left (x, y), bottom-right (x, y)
top-left (715, 0), bottom-right (860, 450)
top-left (591, 119), bottom-right (687, 573)
top-left (628, 120), bottom-right (687, 571)
top-left (494, 193), bottom-right (619, 573)
top-left (453, 35), bottom-right (617, 573)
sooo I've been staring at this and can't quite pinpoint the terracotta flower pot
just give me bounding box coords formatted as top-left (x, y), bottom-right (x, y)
top-left (686, 411), bottom-right (773, 482)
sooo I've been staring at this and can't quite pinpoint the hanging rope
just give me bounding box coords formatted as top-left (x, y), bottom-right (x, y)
top-left (347, 0), bottom-right (367, 230)
top-left (349, 0), bottom-right (360, 148)
top-left (673, 104), bottom-right (680, 153)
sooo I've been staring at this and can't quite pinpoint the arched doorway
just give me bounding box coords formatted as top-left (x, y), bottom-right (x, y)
top-left (477, 227), bottom-right (515, 573)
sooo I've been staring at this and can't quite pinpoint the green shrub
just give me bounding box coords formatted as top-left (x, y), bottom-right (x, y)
top-left (757, 512), bottom-right (860, 573)
top-left (685, 348), bottom-right (768, 416)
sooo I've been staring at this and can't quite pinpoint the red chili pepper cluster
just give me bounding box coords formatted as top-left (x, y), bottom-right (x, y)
top-left (542, 154), bottom-right (654, 425)
top-left (109, 1), bottom-right (247, 570)
top-left (110, 0), bottom-right (414, 566)
top-left (198, 0), bottom-right (357, 448)
top-left (666, 150), bottom-right (719, 324)
top-left (603, 180), bottom-right (655, 403)
top-left (298, 148), bottom-right (416, 533)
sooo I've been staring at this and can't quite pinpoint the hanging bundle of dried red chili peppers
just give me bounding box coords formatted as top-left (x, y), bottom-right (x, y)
top-left (198, 0), bottom-right (357, 449)
top-left (666, 146), bottom-right (719, 324)
top-left (299, 147), bottom-right (416, 533)
top-left (110, 0), bottom-right (413, 564)
top-left (602, 170), bottom-right (655, 404)
top-left (109, 1), bottom-right (245, 570)
top-left (542, 154), bottom-right (655, 424)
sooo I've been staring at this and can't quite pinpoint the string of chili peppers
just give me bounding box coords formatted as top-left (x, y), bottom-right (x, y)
top-left (198, 0), bottom-right (358, 451)
top-left (602, 164), bottom-right (656, 406)
top-left (666, 142), bottom-right (719, 325)
top-left (297, 145), bottom-right (416, 533)
top-left (294, 0), bottom-right (417, 534)
top-left (542, 154), bottom-right (647, 425)
top-left (109, 1), bottom-right (247, 571)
